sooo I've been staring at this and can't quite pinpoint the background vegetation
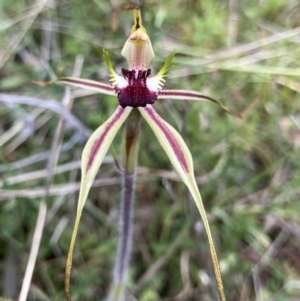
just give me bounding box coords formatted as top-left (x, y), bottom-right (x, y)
top-left (1, 0), bottom-right (300, 300)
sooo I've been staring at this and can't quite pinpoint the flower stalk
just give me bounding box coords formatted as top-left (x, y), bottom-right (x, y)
top-left (108, 109), bottom-right (142, 300)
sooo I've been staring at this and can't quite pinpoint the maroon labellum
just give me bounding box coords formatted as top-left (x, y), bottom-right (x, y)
top-left (116, 68), bottom-right (158, 107)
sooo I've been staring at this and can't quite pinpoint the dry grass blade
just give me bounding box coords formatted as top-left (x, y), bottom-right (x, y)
top-left (0, 0), bottom-right (49, 69)
top-left (0, 94), bottom-right (92, 139)
top-left (18, 56), bottom-right (83, 301)
top-left (0, 177), bottom-right (124, 200)
top-left (132, 224), bottom-right (189, 294)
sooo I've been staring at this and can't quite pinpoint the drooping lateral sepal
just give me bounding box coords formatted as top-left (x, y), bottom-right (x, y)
top-left (65, 106), bottom-right (132, 301)
top-left (138, 105), bottom-right (226, 301)
top-left (33, 77), bottom-right (115, 96)
top-left (158, 89), bottom-right (241, 117)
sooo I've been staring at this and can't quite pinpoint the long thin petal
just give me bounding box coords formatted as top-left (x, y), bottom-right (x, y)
top-left (33, 77), bottom-right (116, 96)
top-left (138, 105), bottom-right (226, 301)
top-left (158, 89), bottom-right (240, 117)
top-left (156, 51), bottom-right (176, 78)
top-left (65, 105), bottom-right (132, 301)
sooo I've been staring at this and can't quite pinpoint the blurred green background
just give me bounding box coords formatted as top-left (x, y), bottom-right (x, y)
top-left (1, 0), bottom-right (300, 300)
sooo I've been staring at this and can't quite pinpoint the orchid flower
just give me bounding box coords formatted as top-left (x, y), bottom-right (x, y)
top-left (34, 6), bottom-right (236, 301)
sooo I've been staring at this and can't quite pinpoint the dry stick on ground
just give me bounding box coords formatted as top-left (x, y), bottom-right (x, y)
top-left (18, 55), bottom-right (84, 301)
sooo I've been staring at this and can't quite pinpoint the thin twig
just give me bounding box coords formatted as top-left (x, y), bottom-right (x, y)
top-left (0, 93), bottom-right (91, 138)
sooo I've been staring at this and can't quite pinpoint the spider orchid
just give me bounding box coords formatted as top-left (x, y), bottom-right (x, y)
top-left (34, 6), bottom-right (236, 301)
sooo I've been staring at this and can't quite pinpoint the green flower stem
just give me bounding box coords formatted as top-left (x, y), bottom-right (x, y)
top-left (108, 108), bottom-right (142, 301)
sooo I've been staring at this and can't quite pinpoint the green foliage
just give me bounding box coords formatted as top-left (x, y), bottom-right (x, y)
top-left (1, 1), bottom-right (300, 301)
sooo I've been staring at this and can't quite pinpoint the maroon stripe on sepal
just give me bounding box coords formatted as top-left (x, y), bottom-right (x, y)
top-left (59, 78), bottom-right (115, 93)
top-left (144, 106), bottom-right (189, 173)
top-left (159, 90), bottom-right (218, 104)
top-left (86, 106), bottom-right (125, 171)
